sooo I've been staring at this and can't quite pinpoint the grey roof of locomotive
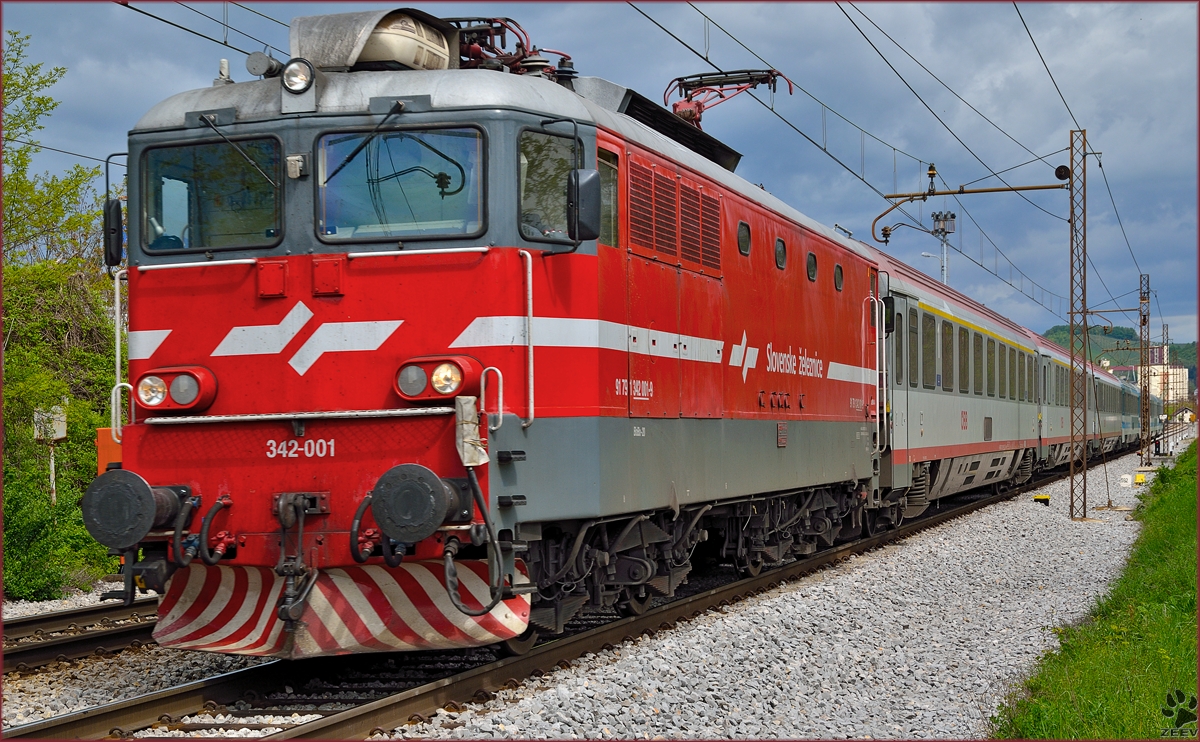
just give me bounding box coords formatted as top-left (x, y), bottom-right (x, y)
top-left (131, 68), bottom-right (871, 261)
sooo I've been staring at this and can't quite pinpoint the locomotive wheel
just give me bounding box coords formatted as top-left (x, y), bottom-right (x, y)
top-left (616, 588), bottom-right (652, 617)
top-left (863, 510), bottom-right (882, 537)
top-left (497, 627), bottom-right (539, 657)
top-left (738, 553), bottom-right (764, 578)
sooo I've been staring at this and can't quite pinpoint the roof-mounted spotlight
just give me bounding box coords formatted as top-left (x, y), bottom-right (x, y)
top-left (282, 58), bottom-right (316, 94)
top-left (246, 51), bottom-right (283, 79)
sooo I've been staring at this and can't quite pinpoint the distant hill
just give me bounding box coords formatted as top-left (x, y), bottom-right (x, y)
top-left (1041, 325), bottom-right (1196, 384)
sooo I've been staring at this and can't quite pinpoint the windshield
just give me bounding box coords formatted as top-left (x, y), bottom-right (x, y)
top-left (142, 138), bottom-right (281, 251)
top-left (317, 127), bottom-right (483, 241)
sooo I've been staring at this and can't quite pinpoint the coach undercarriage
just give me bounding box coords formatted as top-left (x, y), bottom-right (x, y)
top-left (518, 478), bottom-right (876, 637)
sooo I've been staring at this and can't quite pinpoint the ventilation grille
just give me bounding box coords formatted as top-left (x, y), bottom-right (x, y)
top-left (680, 185), bottom-right (702, 265)
top-left (629, 162), bottom-right (654, 250)
top-left (700, 194), bottom-right (720, 270)
top-left (653, 172), bottom-right (677, 258)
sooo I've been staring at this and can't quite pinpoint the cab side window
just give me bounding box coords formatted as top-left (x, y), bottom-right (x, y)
top-left (598, 149), bottom-right (619, 247)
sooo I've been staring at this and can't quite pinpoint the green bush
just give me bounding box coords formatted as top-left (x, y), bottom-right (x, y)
top-left (3, 260), bottom-right (118, 600)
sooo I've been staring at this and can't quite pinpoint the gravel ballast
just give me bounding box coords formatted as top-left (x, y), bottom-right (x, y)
top-left (2, 441), bottom-right (1188, 736)
top-left (379, 446), bottom-right (1187, 739)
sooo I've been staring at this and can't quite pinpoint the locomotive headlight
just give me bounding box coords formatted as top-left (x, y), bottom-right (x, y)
top-left (430, 363), bottom-right (462, 395)
top-left (282, 58), bottom-right (315, 94)
top-left (397, 365), bottom-right (428, 396)
top-left (137, 376), bottom-right (168, 406)
top-left (169, 373), bottom-right (200, 405)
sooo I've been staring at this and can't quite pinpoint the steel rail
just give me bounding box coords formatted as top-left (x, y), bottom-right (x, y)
top-left (5, 461), bottom-right (1110, 740)
top-left (275, 479), bottom-right (1049, 739)
top-left (3, 598), bottom-right (160, 673)
top-left (3, 662), bottom-right (290, 739)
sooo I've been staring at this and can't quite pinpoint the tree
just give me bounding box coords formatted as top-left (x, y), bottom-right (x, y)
top-left (3, 30), bottom-right (104, 265)
top-left (2, 31), bottom-right (116, 599)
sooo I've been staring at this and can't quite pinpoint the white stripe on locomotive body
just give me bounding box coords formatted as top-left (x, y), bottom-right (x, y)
top-left (826, 362), bottom-right (876, 385)
top-left (450, 315), bottom-right (724, 363)
top-left (127, 329), bottom-right (172, 360)
top-left (287, 319), bottom-right (404, 375)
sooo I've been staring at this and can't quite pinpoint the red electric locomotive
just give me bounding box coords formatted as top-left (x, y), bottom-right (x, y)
top-left (82, 7), bottom-right (1143, 661)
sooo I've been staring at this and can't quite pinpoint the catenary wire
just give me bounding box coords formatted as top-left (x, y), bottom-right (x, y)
top-left (846, 2), bottom-right (1060, 173)
top-left (1012, 4), bottom-right (1145, 278)
top-left (958, 148), bottom-right (1068, 189)
top-left (119, 2), bottom-right (251, 55)
top-left (3, 137), bottom-right (127, 166)
top-left (1094, 154), bottom-right (1143, 274)
top-left (176, 2), bottom-right (287, 56)
top-left (836, 2), bottom-right (1067, 224)
top-left (230, 2), bottom-right (289, 28)
top-left (657, 3), bottom-right (1067, 315)
top-left (1013, 2), bottom-right (1081, 131)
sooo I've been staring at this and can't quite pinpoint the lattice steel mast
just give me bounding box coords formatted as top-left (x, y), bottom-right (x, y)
top-left (1139, 274), bottom-right (1151, 465)
top-left (1068, 130), bottom-right (1088, 520)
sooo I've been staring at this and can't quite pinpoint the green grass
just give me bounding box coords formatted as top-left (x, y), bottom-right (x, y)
top-left (991, 442), bottom-right (1198, 739)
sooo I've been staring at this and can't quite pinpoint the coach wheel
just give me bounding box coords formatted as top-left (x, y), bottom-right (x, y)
top-left (616, 587), bottom-right (653, 617)
top-left (738, 553), bottom-right (764, 579)
top-left (497, 627), bottom-right (539, 657)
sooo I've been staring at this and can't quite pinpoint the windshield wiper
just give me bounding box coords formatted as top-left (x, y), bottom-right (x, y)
top-left (324, 100), bottom-right (405, 185)
top-left (198, 114), bottom-right (278, 189)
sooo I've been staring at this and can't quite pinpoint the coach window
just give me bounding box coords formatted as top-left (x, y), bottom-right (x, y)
top-left (921, 312), bottom-right (937, 389)
top-left (908, 309), bottom-right (919, 388)
top-left (987, 339), bottom-right (996, 396)
top-left (834, 264), bottom-right (843, 291)
top-left (1025, 354), bottom-right (1033, 401)
top-left (895, 313), bottom-right (904, 386)
top-left (1042, 366), bottom-right (1048, 405)
top-left (737, 222), bottom-right (751, 255)
top-left (806, 252), bottom-right (818, 282)
top-left (973, 333), bottom-right (983, 394)
top-left (598, 149), bottom-right (619, 247)
top-left (958, 327), bottom-right (970, 393)
top-left (998, 344), bottom-right (1007, 399)
top-left (775, 238), bottom-right (787, 269)
top-left (941, 321), bottom-right (955, 392)
top-left (1010, 350), bottom-right (1018, 400)
top-left (1017, 350), bottom-right (1027, 401)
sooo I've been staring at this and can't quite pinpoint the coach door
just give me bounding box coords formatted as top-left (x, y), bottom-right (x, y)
top-left (883, 294), bottom-right (912, 490)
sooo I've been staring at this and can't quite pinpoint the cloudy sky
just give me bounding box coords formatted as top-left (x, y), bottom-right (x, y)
top-left (5, 2), bottom-right (1196, 341)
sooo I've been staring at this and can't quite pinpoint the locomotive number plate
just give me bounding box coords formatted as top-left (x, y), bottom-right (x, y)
top-left (266, 438), bottom-right (336, 458)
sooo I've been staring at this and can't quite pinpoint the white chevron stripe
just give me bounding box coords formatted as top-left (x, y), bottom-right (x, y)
top-left (212, 301), bottom-right (313, 357)
top-left (128, 329), bottom-right (171, 360)
top-left (287, 320), bottom-right (403, 375)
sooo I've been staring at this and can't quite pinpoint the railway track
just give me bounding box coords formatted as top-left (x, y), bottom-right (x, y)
top-left (3, 597), bottom-right (159, 674)
top-left (7, 467), bottom-right (1066, 741)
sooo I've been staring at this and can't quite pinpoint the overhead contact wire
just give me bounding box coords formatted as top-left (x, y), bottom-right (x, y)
top-left (836, 3), bottom-right (1066, 224)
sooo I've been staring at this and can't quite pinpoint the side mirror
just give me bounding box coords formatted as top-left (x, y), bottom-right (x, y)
top-left (567, 168), bottom-right (601, 243)
top-left (882, 296), bottom-right (895, 334)
top-left (103, 198), bottom-right (124, 267)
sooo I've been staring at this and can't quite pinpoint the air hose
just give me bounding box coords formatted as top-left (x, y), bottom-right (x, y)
top-left (442, 467), bottom-right (504, 617)
top-left (172, 496), bottom-right (200, 567)
top-left (199, 496), bottom-right (233, 566)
